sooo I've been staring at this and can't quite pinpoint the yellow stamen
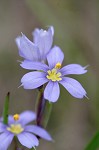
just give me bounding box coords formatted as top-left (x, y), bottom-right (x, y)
top-left (7, 124), bottom-right (24, 134)
top-left (13, 114), bottom-right (19, 121)
top-left (46, 68), bottom-right (62, 81)
top-left (55, 62), bottom-right (61, 69)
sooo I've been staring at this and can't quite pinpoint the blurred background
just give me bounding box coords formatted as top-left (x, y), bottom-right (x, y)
top-left (0, 0), bottom-right (98, 149)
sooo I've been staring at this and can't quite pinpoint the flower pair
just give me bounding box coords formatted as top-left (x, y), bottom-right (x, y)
top-left (16, 26), bottom-right (88, 102)
top-left (0, 111), bottom-right (52, 150)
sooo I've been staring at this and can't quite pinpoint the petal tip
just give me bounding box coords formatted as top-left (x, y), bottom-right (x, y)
top-left (18, 84), bottom-right (22, 88)
top-left (85, 95), bottom-right (89, 99)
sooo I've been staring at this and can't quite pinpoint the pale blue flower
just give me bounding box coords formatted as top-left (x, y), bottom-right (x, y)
top-left (16, 26), bottom-right (54, 62)
top-left (0, 111), bottom-right (52, 150)
top-left (21, 46), bottom-right (88, 102)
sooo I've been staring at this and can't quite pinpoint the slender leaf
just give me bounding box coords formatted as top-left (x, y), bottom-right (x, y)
top-left (3, 92), bottom-right (10, 124)
top-left (85, 131), bottom-right (99, 150)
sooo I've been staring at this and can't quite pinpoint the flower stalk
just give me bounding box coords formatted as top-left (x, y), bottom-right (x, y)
top-left (36, 85), bottom-right (52, 128)
top-left (41, 101), bottom-right (52, 128)
top-left (14, 136), bottom-right (18, 150)
top-left (35, 86), bottom-right (45, 126)
top-left (30, 147), bottom-right (36, 150)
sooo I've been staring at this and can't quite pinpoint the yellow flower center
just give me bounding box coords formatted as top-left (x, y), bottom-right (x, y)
top-left (7, 124), bottom-right (24, 134)
top-left (55, 62), bottom-right (61, 69)
top-left (46, 68), bottom-right (62, 81)
top-left (13, 114), bottom-right (19, 121)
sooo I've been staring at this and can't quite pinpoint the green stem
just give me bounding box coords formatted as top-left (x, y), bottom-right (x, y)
top-left (14, 137), bottom-right (18, 150)
top-left (30, 147), bottom-right (36, 150)
top-left (14, 137), bottom-right (25, 150)
top-left (35, 86), bottom-right (52, 128)
top-left (41, 101), bottom-right (52, 128)
top-left (3, 92), bottom-right (10, 124)
top-left (35, 86), bottom-right (45, 126)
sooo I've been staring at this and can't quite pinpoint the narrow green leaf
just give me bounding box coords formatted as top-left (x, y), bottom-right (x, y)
top-left (85, 131), bottom-right (99, 150)
top-left (3, 92), bottom-right (10, 124)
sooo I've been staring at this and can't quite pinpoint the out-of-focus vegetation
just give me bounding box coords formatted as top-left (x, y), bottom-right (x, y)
top-left (0, 0), bottom-right (99, 150)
